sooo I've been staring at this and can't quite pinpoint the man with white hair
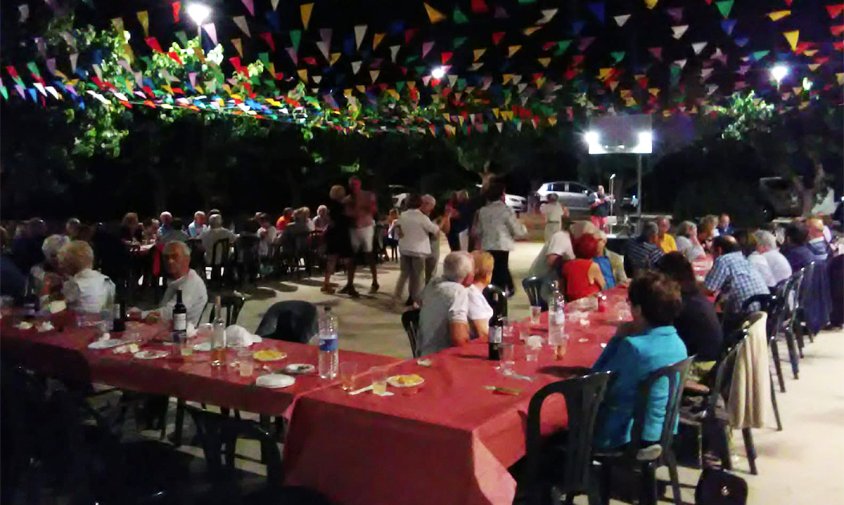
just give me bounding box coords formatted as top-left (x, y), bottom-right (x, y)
top-left (201, 213), bottom-right (236, 266)
top-left (31, 234), bottom-right (69, 300)
top-left (58, 240), bottom-right (115, 314)
top-left (754, 230), bottom-right (792, 286)
top-left (394, 194), bottom-right (442, 305)
top-left (144, 241), bottom-right (208, 325)
top-left (188, 211), bottom-right (208, 238)
top-left (158, 211), bottom-right (173, 237)
top-left (421, 194), bottom-right (450, 283)
top-left (540, 193), bottom-right (567, 242)
top-left (417, 252), bottom-right (474, 356)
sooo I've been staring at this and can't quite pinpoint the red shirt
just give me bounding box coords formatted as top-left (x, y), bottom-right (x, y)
top-left (562, 259), bottom-right (600, 301)
top-left (276, 216), bottom-right (289, 232)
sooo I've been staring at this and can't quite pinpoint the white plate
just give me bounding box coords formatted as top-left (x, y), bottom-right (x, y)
top-left (386, 375), bottom-right (425, 388)
top-left (88, 339), bottom-right (126, 350)
top-left (193, 342), bottom-right (212, 352)
top-left (284, 363), bottom-right (315, 375)
top-left (133, 350), bottom-right (168, 360)
top-left (255, 373), bottom-right (295, 389)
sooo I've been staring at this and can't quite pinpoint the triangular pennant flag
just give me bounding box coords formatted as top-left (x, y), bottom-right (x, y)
top-left (300, 3), bottom-right (313, 29)
top-left (735, 37), bottom-right (749, 47)
top-left (667, 7), bottom-right (683, 22)
top-left (783, 30), bottom-right (799, 51)
top-left (721, 19), bottom-right (736, 35)
top-left (202, 23), bottom-right (218, 44)
top-left (441, 52), bottom-right (453, 64)
top-left (492, 32), bottom-right (505, 45)
top-left (832, 24), bottom-right (844, 36)
top-left (715, 0), bottom-right (733, 18)
top-left (672, 25), bottom-right (688, 39)
top-left (453, 7), bottom-right (469, 24)
top-left (316, 41), bottom-right (330, 60)
top-left (373, 32), bottom-right (385, 49)
top-left (260, 32), bottom-right (275, 51)
top-left (537, 57), bottom-right (551, 67)
top-left (644, 0), bottom-right (658, 10)
top-left (827, 4), bottom-right (844, 18)
top-left (579, 37), bottom-right (595, 51)
top-left (370, 70), bottom-right (379, 82)
top-left (233, 16), bottom-right (250, 37)
top-left (424, 2), bottom-right (446, 23)
top-left (137, 11), bottom-right (149, 36)
top-left (354, 25), bottom-right (367, 49)
top-left (297, 69), bottom-right (307, 82)
top-left (538, 9), bottom-right (557, 24)
top-left (171, 2), bottom-right (181, 22)
top-left (290, 30), bottom-right (302, 51)
top-left (473, 48), bottom-right (486, 61)
top-left (494, 6), bottom-right (508, 18)
top-left (286, 47), bottom-right (298, 64)
top-left (70, 53), bottom-right (79, 72)
top-left (231, 38), bottom-right (243, 57)
top-left (111, 17), bottom-right (124, 33)
top-left (674, 59), bottom-right (687, 69)
top-left (692, 42), bottom-right (707, 54)
top-left (471, 0), bottom-right (488, 14)
top-left (422, 41), bottom-right (434, 58)
top-left (614, 15), bottom-right (630, 27)
top-left (330, 53), bottom-right (342, 65)
top-left (587, 2), bottom-right (605, 24)
top-left (508, 45), bottom-right (521, 57)
top-left (351, 61), bottom-right (361, 74)
top-left (523, 26), bottom-right (541, 36)
top-left (390, 45), bottom-right (400, 62)
top-left (555, 40), bottom-right (572, 55)
top-left (767, 10), bottom-right (791, 21)
top-left (453, 37), bottom-right (467, 48)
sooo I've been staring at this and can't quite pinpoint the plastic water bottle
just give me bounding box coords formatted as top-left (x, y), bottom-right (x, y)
top-left (101, 279), bottom-right (115, 332)
top-left (318, 307), bottom-right (339, 379)
top-left (548, 281), bottom-right (566, 348)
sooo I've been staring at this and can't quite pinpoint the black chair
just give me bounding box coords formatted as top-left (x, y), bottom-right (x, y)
top-left (483, 284), bottom-right (508, 318)
top-left (401, 309), bottom-right (421, 358)
top-left (522, 276), bottom-right (548, 311)
top-left (780, 269), bottom-right (804, 378)
top-left (517, 372), bottom-right (612, 505)
top-left (763, 290), bottom-right (789, 394)
top-left (596, 356), bottom-right (695, 505)
top-left (794, 262), bottom-right (816, 348)
top-left (203, 293), bottom-right (247, 326)
top-left (187, 237), bottom-right (206, 278)
top-left (209, 238), bottom-right (233, 288)
top-left (185, 405), bottom-right (334, 505)
top-left (255, 300), bottom-right (318, 343)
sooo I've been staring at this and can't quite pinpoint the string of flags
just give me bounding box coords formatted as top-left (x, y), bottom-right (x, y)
top-left (2, 0), bottom-right (842, 137)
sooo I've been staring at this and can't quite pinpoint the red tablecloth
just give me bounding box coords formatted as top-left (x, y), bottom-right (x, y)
top-left (283, 287), bottom-right (629, 505)
top-left (0, 314), bottom-right (399, 418)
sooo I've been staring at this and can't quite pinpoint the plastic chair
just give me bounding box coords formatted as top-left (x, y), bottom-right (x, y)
top-left (255, 300), bottom-right (318, 343)
top-left (483, 284), bottom-right (508, 318)
top-left (596, 356), bottom-right (695, 505)
top-left (518, 372), bottom-right (612, 505)
top-left (794, 262), bottom-right (816, 347)
top-left (522, 276), bottom-right (548, 311)
top-left (204, 293), bottom-right (246, 326)
top-left (401, 309), bottom-right (421, 358)
top-left (780, 269), bottom-right (804, 378)
top-left (209, 238), bottom-right (233, 289)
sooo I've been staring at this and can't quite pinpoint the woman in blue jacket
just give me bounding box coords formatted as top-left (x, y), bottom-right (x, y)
top-left (592, 271), bottom-right (688, 449)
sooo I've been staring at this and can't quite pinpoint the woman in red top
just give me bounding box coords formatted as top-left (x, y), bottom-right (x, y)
top-left (561, 233), bottom-right (606, 301)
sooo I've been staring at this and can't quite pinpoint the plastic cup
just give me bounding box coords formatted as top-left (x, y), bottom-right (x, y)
top-left (371, 367), bottom-right (388, 395)
top-left (499, 342), bottom-right (515, 375)
top-left (238, 349), bottom-right (254, 377)
top-left (340, 362), bottom-right (358, 392)
top-left (530, 306), bottom-right (542, 325)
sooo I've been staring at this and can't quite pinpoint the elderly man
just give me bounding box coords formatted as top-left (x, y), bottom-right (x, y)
top-left (753, 230), bottom-right (792, 286)
top-left (158, 212), bottom-right (173, 237)
top-left (201, 214), bottom-right (236, 266)
top-left (417, 252), bottom-right (474, 356)
top-left (623, 222), bottom-right (664, 278)
top-left (421, 194), bottom-right (450, 283)
top-left (312, 205), bottom-right (330, 231)
top-left (158, 218), bottom-right (189, 244)
top-left (656, 216), bottom-right (677, 253)
top-left (704, 235), bottom-right (770, 333)
top-left (144, 241), bottom-right (208, 325)
top-left (188, 211), bottom-right (208, 238)
top-left (394, 194), bottom-right (442, 305)
top-left (58, 240), bottom-right (115, 314)
top-left (806, 217), bottom-right (832, 260)
top-left (476, 181), bottom-right (527, 295)
top-left (717, 213), bottom-right (734, 236)
top-left (675, 221), bottom-right (706, 261)
top-left (589, 185), bottom-right (613, 232)
top-left (540, 193), bottom-right (567, 242)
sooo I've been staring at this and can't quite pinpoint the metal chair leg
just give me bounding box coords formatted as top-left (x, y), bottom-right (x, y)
top-left (639, 463), bottom-right (658, 505)
top-left (770, 338), bottom-right (786, 393)
top-left (172, 399), bottom-right (186, 447)
top-left (784, 329), bottom-right (800, 379)
top-left (769, 372), bottom-right (783, 431)
top-left (664, 449), bottom-right (683, 505)
top-left (741, 428), bottom-right (758, 475)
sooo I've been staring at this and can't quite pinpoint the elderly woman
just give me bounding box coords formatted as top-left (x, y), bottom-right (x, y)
top-left (591, 271), bottom-right (688, 449)
top-left (58, 240), bottom-right (115, 314)
top-left (675, 221), bottom-right (706, 261)
top-left (468, 251), bottom-right (495, 340)
top-left (31, 234), bottom-right (70, 300)
top-left (561, 233), bottom-right (605, 301)
top-left (120, 212), bottom-right (143, 244)
top-left (753, 230), bottom-right (792, 286)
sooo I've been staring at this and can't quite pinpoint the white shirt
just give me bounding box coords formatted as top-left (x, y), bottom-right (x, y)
top-left (418, 278), bottom-right (468, 357)
top-left (258, 225), bottom-right (277, 257)
top-left (762, 249), bottom-right (793, 286)
top-left (676, 236), bottom-right (706, 261)
top-left (397, 209), bottom-right (440, 257)
top-left (547, 230), bottom-right (575, 261)
top-left (158, 270), bottom-right (208, 325)
top-left (748, 252), bottom-right (776, 287)
top-left (540, 202), bottom-right (564, 223)
top-left (476, 201), bottom-right (527, 251)
top-left (63, 269), bottom-right (115, 314)
top-left (467, 284), bottom-right (494, 322)
top-left (201, 227), bottom-right (236, 265)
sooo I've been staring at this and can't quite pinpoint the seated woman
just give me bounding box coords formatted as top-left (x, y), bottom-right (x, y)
top-left (675, 221), bottom-right (707, 261)
top-left (561, 233), bottom-right (605, 301)
top-left (657, 252), bottom-right (723, 378)
top-left (591, 272), bottom-right (688, 449)
top-left (468, 251), bottom-right (495, 340)
top-left (58, 240), bottom-right (115, 314)
top-left (30, 234), bottom-right (69, 301)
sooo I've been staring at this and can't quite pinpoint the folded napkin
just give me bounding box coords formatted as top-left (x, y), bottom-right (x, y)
top-left (225, 325), bottom-right (263, 347)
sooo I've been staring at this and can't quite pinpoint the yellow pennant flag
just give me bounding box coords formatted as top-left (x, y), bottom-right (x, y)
top-left (836, 73), bottom-right (844, 85)
top-left (343, 88), bottom-right (353, 97)
top-left (387, 89), bottom-right (399, 99)
top-left (297, 69), bottom-right (308, 82)
top-left (356, 85), bottom-right (366, 93)
top-left (232, 38), bottom-right (243, 57)
top-left (111, 17), bottom-right (124, 32)
top-left (808, 63), bottom-right (821, 71)
top-left (523, 26), bottom-right (541, 36)
top-left (424, 3), bottom-right (446, 23)
top-left (537, 57), bottom-right (551, 68)
top-left (373, 32), bottom-right (385, 50)
top-left (648, 87), bottom-right (660, 97)
top-left (548, 116), bottom-right (557, 126)
top-left (644, 0), bottom-right (658, 10)
top-left (492, 108), bottom-right (500, 119)
top-left (473, 48), bottom-right (486, 61)
top-left (598, 68), bottom-right (613, 81)
top-left (330, 53), bottom-right (341, 65)
top-left (767, 10), bottom-right (791, 21)
top-left (193, 47), bottom-right (205, 63)
top-left (783, 30), bottom-right (799, 51)
top-left (536, 76), bottom-right (546, 88)
top-left (803, 49), bottom-right (818, 57)
top-left (137, 11), bottom-right (149, 36)
top-left (508, 45), bottom-right (521, 57)
top-left (300, 3), bottom-right (314, 29)
top-left (502, 74), bottom-right (514, 85)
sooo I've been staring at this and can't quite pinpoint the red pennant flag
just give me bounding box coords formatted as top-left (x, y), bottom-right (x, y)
top-left (827, 4), bottom-right (844, 18)
top-left (303, 56), bottom-right (318, 65)
top-left (542, 41), bottom-right (556, 51)
top-left (832, 24), bottom-right (844, 36)
top-left (441, 51), bottom-right (453, 64)
top-left (405, 28), bottom-right (418, 44)
top-left (492, 32), bottom-right (505, 45)
top-left (649, 47), bottom-right (663, 60)
top-left (835, 41), bottom-right (844, 50)
top-left (471, 0), bottom-right (488, 14)
top-left (145, 37), bottom-right (163, 53)
top-left (167, 51), bottom-right (183, 65)
top-left (171, 2), bottom-right (181, 22)
top-left (260, 32), bottom-right (275, 51)
top-left (6, 66), bottom-right (19, 80)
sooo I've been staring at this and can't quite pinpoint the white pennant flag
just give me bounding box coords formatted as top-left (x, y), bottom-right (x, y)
top-left (351, 61), bottom-right (362, 74)
top-left (202, 23), bottom-right (218, 45)
top-left (672, 25), bottom-right (688, 39)
top-left (271, 0), bottom-right (280, 10)
top-left (390, 45), bottom-right (400, 62)
top-left (674, 59), bottom-right (687, 69)
top-left (537, 9), bottom-right (557, 25)
top-left (614, 14), bottom-right (630, 27)
top-left (354, 25), bottom-right (367, 50)
top-left (370, 70), bottom-right (379, 82)
top-left (692, 42), bottom-right (707, 55)
top-left (70, 53), bottom-right (79, 72)
top-left (233, 16), bottom-right (250, 37)
top-left (316, 41), bottom-right (330, 61)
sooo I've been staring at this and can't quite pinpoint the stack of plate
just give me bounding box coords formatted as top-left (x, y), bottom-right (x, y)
top-left (255, 374), bottom-right (296, 389)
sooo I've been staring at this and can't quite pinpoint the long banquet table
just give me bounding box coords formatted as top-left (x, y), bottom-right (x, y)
top-left (283, 286), bottom-right (631, 505)
top-left (0, 314), bottom-right (400, 418)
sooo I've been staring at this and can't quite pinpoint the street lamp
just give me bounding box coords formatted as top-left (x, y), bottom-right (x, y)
top-left (430, 66), bottom-right (446, 80)
top-left (771, 64), bottom-right (789, 89)
top-left (187, 3), bottom-right (211, 25)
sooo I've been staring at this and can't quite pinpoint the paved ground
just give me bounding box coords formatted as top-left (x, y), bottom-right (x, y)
top-left (222, 240), bottom-right (843, 504)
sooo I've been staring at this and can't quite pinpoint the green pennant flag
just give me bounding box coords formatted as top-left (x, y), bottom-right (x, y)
top-left (453, 36), bottom-right (468, 48)
top-left (175, 31), bottom-right (188, 47)
top-left (1, 85), bottom-right (8, 101)
top-left (396, 81), bottom-right (405, 92)
top-left (610, 51), bottom-right (625, 63)
top-left (555, 40), bottom-right (572, 55)
top-left (751, 50), bottom-right (769, 61)
top-left (259, 52), bottom-right (270, 65)
top-left (453, 7), bottom-right (469, 24)
top-left (415, 65), bottom-right (426, 75)
top-left (715, 0), bottom-right (733, 19)
top-left (406, 55), bottom-right (419, 64)
top-left (290, 30), bottom-right (302, 51)
top-left (670, 65), bottom-right (681, 78)
top-left (457, 78), bottom-right (467, 89)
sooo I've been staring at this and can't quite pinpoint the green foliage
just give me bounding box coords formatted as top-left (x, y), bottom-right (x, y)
top-left (714, 91), bottom-right (774, 141)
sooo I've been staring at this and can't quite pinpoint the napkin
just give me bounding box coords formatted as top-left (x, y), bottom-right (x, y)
top-left (225, 325), bottom-right (263, 347)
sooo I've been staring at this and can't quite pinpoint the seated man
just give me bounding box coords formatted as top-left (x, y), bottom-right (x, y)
top-left (188, 211), bottom-right (208, 238)
top-left (526, 225), bottom-right (575, 306)
top-left (703, 235), bottom-right (770, 335)
top-left (145, 241), bottom-right (208, 325)
top-left (58, 240), bottom-right (115, 314)
top-left (753, 230), bottom-right (792, 286)
top-left (201, 214), bottom-right (236, 266)
top-left (623, 221), bottom-right (664, 278)
top-left (417, 252), bottom-right (473, 357)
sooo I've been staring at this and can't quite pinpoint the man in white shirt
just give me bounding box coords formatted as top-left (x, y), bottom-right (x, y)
top-left (754, 230), bottom-right (792, 286)
top-left (540, 194), bottom-right (567, 242)
top-left (394, 195), bottom-right (441, 304)
top-left (257, 213), bottom-right (277, 258)
top-left (527, 227), bottom-right (576, 305)
top-left (417, 252), bottom-right (473, 357)
top-left (201, 214), bottom-right (236, 266)
top-left (145, 241), bottom-right (208, 325)
top-left (421, 194), bottom-right (451, 283)
top-left (187, 211), bottom-right (208, 238)
top-left (476, 182), bottom-right (527, 295)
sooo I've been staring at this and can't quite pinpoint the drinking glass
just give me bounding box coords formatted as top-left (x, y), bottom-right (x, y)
top-left (525, 336), bottom-right (543, 362)
top-left (238, 349), bottom-right (254, 377)
top-left (371, 367), bottom-right (389, 395)
top-left (180, 337), bottom-right (193, 357)
top-left (529, 306), bottom-right (542, 325)
top-left (554, 335), bottom-right (569, 360)
top-left (195, 323), bottom-right (213, 341)
top-left (499, 342), bottom-right (515, 375)
top-left (340, 363), bottom-right (358, 392)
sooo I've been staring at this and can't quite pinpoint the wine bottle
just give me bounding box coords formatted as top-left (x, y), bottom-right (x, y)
top-left (172, 289), bottom-right (187, 345)
top-left (112, 293), bottom-right (126, 332)
top-left (488, 293), bottom-right (503, 361)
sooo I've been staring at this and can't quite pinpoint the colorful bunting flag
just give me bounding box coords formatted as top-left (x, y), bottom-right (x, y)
top-left (354, 25), bottom-right (367, 50)
top-left (614, 15), bottom-right (630, 27)
top-left (241, 0), bottom-right (254, 16)
top-left (672, 25), bottom-right (688, 39)
top-left (767, 10), bottom-right (791, 21)
top-left (783, 30), bottom-right (800, 51)
top-left (300, 3), bottom-right (313, 30)
top-left (233, 16), bottom-right (250, 37)
top-left (424, 3), bottom-right (446, 23)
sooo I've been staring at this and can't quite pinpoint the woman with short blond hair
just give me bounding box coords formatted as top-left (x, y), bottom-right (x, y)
top-left (58, 240), bottom-right (115, 313)
top-left (467, 250), bottom-right (495, 340)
